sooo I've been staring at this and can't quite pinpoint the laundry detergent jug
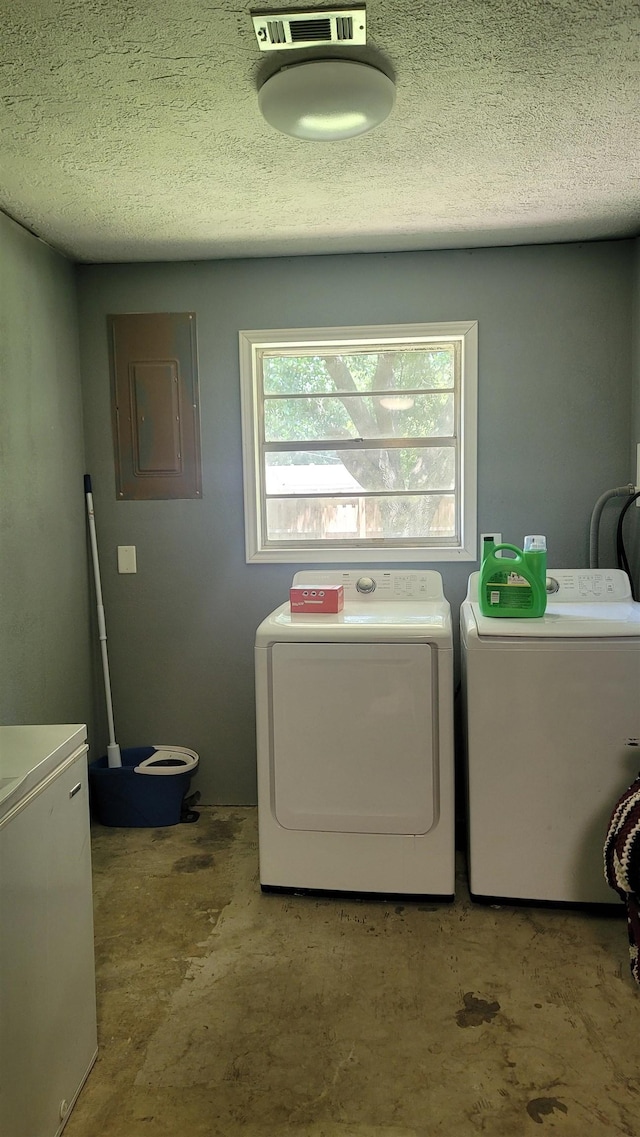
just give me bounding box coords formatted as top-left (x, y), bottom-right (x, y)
top-left (478, 535), bottom-right (547, 618)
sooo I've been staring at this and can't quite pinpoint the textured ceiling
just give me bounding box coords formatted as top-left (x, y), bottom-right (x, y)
top-left (1, 0), bottom-right (639, 262)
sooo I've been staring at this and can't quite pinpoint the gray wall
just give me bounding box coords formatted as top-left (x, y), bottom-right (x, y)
top-left (77, 240), bottom-right (634, 804)
top-left (0, 214), bottom-right (94, 732)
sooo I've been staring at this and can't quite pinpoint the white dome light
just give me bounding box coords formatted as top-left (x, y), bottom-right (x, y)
top-left (258, 59), bottom-right (395, 141)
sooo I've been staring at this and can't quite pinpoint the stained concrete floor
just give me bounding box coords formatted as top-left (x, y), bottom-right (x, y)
top-left (65, 808), bottom-right (639, 1137)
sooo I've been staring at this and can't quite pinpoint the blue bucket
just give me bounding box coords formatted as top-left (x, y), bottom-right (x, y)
top-left (89, 746), bottom-right (198, 827)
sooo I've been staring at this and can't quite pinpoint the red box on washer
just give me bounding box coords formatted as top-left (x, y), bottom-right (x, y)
top-left (290, 584), bottom-right (344, 613)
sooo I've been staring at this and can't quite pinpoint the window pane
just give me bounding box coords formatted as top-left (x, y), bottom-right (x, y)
top-left (265, 449), bottom-right (455, 495)
top-left (262, 348), bottom-right (455, 395)
top-left (264, 393), bottom-right (454, 442)
top-left (265, 495), bottom-right (456, 541)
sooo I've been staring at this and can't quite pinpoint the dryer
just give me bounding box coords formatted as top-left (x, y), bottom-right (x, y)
top-left (255, 570), bottom-right (454, 897)
top-left (461, 568), bottom-right (640, 904)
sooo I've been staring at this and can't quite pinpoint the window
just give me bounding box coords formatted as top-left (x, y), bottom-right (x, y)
top-left (239, 322), bottom-right (477, 563)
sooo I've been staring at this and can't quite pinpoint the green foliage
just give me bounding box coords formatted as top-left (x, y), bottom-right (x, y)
top-left (262, 349), bottom-right (453, 395)
top-left (260, 348), bottom-right (458, 537)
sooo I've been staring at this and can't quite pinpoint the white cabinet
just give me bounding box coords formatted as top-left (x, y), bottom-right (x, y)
top-left (0, 726), bottom-right (98, 1137)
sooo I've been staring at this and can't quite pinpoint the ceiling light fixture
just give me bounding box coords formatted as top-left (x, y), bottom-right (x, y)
top-left (258, 59), bottom-right (395, 141)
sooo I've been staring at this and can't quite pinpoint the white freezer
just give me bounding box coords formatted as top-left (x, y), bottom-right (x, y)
top-left (0, 725), bottom-right (97, 1137)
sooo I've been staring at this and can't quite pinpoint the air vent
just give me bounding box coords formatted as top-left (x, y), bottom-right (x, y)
top-left (252, 8), bottom-right (366, 51)
top-left (290, 17), bottom-right (332, 41)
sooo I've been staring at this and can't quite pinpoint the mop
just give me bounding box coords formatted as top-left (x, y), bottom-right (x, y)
top-left (84, 475), bottom-right (199, 787)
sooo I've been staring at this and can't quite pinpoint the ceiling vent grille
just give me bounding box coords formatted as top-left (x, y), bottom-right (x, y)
top-left (252, 8), bottom-right (366, 51)
top-left (290, 17), bottom-right (332, 41)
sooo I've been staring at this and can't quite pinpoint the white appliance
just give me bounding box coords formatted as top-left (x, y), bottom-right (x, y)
top-left (255, 570), bottom-right (455, 897)
top-left (461, 569), bottom-right (640, 904)
top-left (0, 725), bottom-right (98, 1137)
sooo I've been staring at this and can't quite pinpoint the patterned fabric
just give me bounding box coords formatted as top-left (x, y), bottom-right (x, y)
top-left (604, 773), bottom-right (640, 986)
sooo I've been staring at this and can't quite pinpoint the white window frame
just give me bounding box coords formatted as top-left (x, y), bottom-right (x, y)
top-left (239, 321), bottom-right (478, 564)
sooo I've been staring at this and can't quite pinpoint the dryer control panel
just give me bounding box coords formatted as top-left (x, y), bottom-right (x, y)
top-left (292, 569), bottom-right (445, 601)
top-left (544, 569), bottom-right (632, 601)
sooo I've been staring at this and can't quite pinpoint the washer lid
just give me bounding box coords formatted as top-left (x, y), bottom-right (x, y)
top-left (256, 599), bottom-right (452, 643)
top-left (465, 567), bottom-right (640, 638)
top-left (257, 568), bottom-right (452, 644)
top-left (468, 600), bottom-right (640, 638)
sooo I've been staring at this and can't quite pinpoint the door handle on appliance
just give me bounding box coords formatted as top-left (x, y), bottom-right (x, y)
top-left (69, 782), bottom-right (82, 798)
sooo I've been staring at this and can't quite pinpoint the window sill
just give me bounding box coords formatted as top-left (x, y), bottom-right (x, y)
top-left (246, 545), bottom-right (476, 564)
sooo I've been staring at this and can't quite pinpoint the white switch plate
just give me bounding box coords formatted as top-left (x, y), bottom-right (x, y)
top-left (117, 545), bottom-right (137, 574)
top-left (480, 532), bottom-right (502, 558)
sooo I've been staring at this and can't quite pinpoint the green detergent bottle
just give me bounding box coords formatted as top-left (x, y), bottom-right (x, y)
top-left (479, 534), bottom-right (547, 618)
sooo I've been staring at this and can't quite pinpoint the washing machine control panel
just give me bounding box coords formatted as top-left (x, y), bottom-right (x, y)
top-left (292, 570), bottom-right (445, 601)
top-left (342, 571), bottom-right (444, 600)
top-left (545, 569), bottom-right (631, 601)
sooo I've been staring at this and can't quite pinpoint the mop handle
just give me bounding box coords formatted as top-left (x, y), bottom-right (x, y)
top-left (84, 476), bottom-right (121, 767)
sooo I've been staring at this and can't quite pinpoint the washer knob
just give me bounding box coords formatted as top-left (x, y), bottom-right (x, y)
top-left (356, 576), bottom-right (376, 594)
top-left (546, 576), bottom-right (559, 594)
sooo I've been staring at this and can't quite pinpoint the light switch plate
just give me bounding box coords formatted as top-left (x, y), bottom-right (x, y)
top-left (480, 532), bottom-right (502, 558)
top-left (117, 545), bottom-right (137, 574)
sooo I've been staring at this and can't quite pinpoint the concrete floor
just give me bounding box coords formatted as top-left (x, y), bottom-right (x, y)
top-left (65, 808), bottom-right (639, 1137)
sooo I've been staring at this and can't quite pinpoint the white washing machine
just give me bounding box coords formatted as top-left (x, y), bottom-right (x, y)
top-left (461, 568), bottom-right (640, 904)
top-left (255, 570), bottom-right (455, 897)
